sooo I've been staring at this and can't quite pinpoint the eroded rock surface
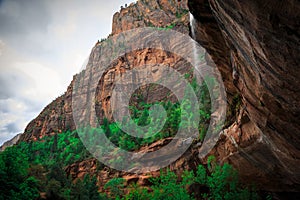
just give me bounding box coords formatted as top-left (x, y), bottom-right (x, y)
top-left (189, 0), bottom-right (300, 192)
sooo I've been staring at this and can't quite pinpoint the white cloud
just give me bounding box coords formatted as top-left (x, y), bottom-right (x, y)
top-left (14, 61), bottom-right (64, 103)
top-left (0, 98), bottom-right (35, 143)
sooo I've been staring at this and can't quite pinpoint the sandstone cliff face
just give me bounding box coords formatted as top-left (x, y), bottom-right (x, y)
top-left (189, 0), bottom-right (300, 192)
top-left (20, 0), bottom-right (190, 142)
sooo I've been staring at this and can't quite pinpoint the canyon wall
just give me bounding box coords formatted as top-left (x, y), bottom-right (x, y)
top-left (189, 0), bottom-right (300, 192)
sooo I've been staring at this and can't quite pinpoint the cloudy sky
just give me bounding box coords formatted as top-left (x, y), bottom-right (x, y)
top-left (0, 0), bottom-right (132, 145)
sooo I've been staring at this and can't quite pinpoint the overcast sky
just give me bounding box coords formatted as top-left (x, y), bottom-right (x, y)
top-left (0, 0), bottom-right (133, 145)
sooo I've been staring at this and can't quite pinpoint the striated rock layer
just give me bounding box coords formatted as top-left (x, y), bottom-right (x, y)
top-left (189, 0), bottom-right (300, 192)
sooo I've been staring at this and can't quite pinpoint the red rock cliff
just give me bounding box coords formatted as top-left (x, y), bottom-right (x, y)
top-left (189, 0), bottom-right (300, 192)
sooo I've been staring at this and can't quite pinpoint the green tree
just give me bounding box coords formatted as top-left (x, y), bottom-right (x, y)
top-left (84, 175), bottom-right (101, 200)
top-left (46, 179), bottom-right (63, 200)
top-left (150, 170), bottom-right (193, 200)
top-left (138, 109), bottom-right (150, 126)
top-left (70, 178), bottom-right (89, 200)
top-left (0, 146), bottom-right (32, 199)
top-left (51, 134), bottom-right (58, 153)
top-left (19, 177), bottom-right (40, 199)
top-left (104, 178), bottom-right (125, 199)
top-left (125, 183), bottom-right (150, 200)
top-left (28, 164), bottom-right (47, 191)
top-left (48, 163), bottom-right (70, 188)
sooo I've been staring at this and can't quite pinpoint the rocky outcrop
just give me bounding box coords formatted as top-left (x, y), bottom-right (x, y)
top-left (189, 0), bottom-right (300, 192)
top-left (0, 133), bottom-right (21, 152)
top-left (112, 0), bottom-right (189, 35)
top-left (65, 137), bottom-right (200, 192)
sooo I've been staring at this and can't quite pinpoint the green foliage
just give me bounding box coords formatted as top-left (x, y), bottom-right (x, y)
top-left (89, 99), bottom-right (183, 152)
top-left (70, 178), bottom-right (89, 200)
top-left (125, 183), bottom-right (150, 200)
top-left (195, 164), bottom-right (207, 185)
top-left (101, 162), bottom-right (258, 200)
top-left (28, 164), bottom-right (47, 191)
top-left (104, 178), bottom-right (125, 199)
top-left (149, 170), bottom-right (193, 200)
top-left (0, 129), bottom-right (259, 200)
top-left (193, 157), bottom-right (258, 200)
top-left (78, 77), bottom-right (211, 154)
top-left (46, 178), bottom-right (63, 199)
top-left (84, 175), bottom-right (101, 200)
top-left (96, 78), bottom-right (211, 152)
top-left (0, 146), bottom-right (37, 200)
top-left (19, 176), bottom-right (40, 200)
top-left (48, 163), bottom-right (70, 188)
top-left (16, 130), bottom-right (89, 168)
top-left (156, 23), bottom-right (176, 30)
top-left (0, 130), bottom-right (103, 200)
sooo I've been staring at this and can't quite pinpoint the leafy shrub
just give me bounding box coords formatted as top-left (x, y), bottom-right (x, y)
top-left (104, 178), bottom-right (125, 199)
